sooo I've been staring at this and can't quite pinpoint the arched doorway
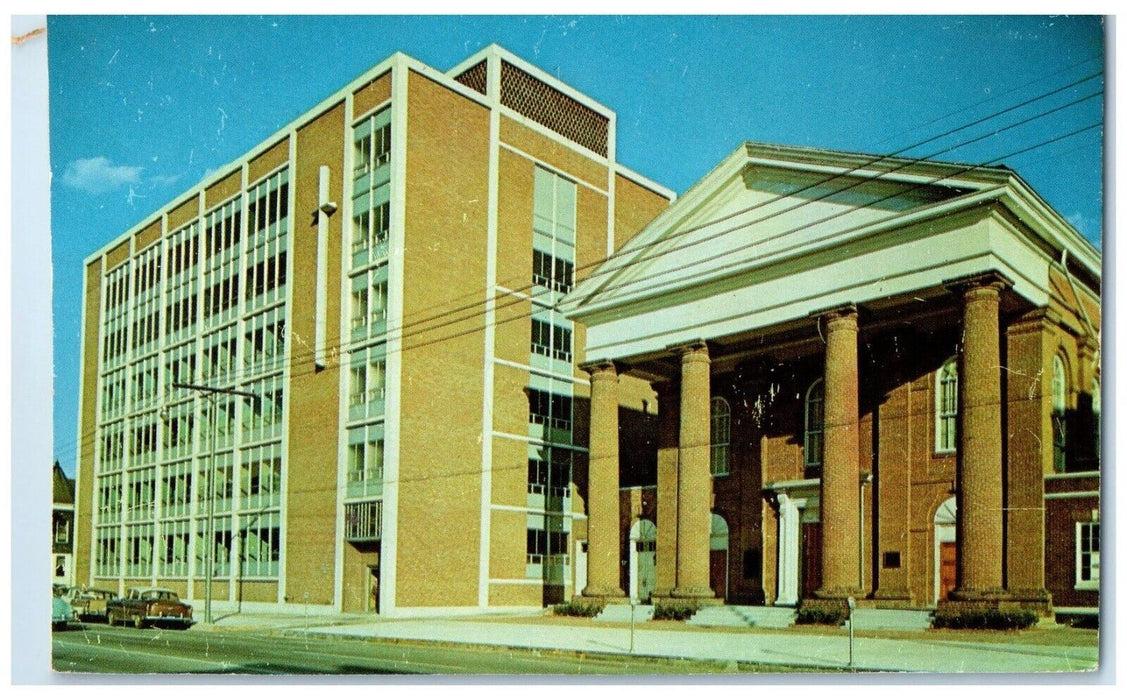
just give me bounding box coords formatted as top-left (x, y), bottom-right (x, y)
top-left (933, 496), bottom-right (957, 605)
top-left (710, 513), bottom-right (729, 600)
top-left (628, 519), bottom-right (656, 602)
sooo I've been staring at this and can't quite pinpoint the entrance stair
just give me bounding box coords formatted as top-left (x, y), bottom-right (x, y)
top-left (687, 605), bottom-right (796, 629)
top-left (595, 604), bottom-right (654, 623)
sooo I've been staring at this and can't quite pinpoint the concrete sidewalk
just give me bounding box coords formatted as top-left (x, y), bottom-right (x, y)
top-left (193, 610), bottom-right (1100, 674)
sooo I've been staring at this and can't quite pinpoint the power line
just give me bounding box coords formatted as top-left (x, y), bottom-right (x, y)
top-left (54, 72), bottom-right (1104, 464)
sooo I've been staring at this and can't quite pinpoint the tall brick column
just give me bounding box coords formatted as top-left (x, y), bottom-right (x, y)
top-left (653, 380), bottom-right (680, 599)
top-left (671, 342), bottom-right (716, 600)
top-left (581, 360), bottom-right (625, 599)
top-left (816, 305), bottom-right (862, 599)
top-left (1004, 308), bottom-right (1056, 612)
top-left (949, 273), bottom-right (1011, 601)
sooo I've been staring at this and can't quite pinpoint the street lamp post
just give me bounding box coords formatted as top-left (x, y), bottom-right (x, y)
top-left (174, 381), bottom-right (257, 624)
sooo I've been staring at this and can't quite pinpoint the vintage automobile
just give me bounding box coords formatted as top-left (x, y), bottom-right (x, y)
top-left (52, 592), bottom-right (75, 631)
top-left (106, 588), bottom-right (195, 629)
top-left (67, 586), bottom-right (117, 622)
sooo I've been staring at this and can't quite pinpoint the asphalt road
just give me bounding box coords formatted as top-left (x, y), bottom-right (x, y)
top-left (51, 624), bottom-right (750, 676)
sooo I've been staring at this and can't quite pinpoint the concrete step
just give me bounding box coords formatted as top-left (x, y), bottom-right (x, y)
top-left (595, 604), bottom-right (654, 623)
top-left (688, 605), bottom-right (796, 629)
top-left (848, 608), bottom-right (933, 631)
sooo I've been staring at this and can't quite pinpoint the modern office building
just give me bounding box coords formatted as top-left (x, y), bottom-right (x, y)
top-left (564, 142), bottom-right (1101, 616)
top-left (73, 45), bottom-right (673, 616)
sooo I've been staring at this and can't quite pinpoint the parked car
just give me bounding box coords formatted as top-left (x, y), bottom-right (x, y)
top-left (67, 586), bottom-right (117, 622)
top-left (106, 588), bottom-right (194, 629)
top-left (52, 593), bottom-right (75, 631)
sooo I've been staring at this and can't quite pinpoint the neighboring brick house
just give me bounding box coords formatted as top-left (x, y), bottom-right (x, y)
top-left (52, 461), bottom-right (76, 587)
top-left (564, 142), bottom-right (1100, 619)
top-left (72, 45), bottom-right (672, 616)
top-left (1044, 471), bottom-right (1100, 617)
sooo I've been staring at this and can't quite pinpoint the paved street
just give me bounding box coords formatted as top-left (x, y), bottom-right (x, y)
top-left (50, 624), bottom-right (770, 676)
top-left (48, 607), bottom-right (1102, 677)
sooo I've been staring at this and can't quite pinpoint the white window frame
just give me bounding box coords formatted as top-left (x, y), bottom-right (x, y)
top-left (935, 356), bottom-right (958, 454)
top-left (1075, 519), bottom-right (1100, 590)
top-left (1053, 354), bottom-right (1068, 472)
top-left (804, 378), bottom-right (824, 469)
top-left (711, 396), bottom-right (731, 477)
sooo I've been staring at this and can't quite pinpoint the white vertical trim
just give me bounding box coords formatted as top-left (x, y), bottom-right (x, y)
top-left (775, 494), bottom-right (800, 606)
top-left (379, 58), bottom-right (409, 615)
top-left (605, 109), bottom-right (617, 257)
top-left (313, 167), bottom-right (331, 369)
top-left (333, 94), bottom-right (355, 613)
top-left (278, 135), bottom-right (297, 604)
top-left (478, 55), bottom-right (502, 609)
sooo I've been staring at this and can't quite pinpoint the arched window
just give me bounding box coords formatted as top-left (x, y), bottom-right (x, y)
top-left (935, 357), bottom-right (958, 454)
top-left (710, 397), bottom-right (730, 477)
top-left (1052, 355), bottom-right (1068, 472)
top-left (804, 379), bottom-right (824, 469)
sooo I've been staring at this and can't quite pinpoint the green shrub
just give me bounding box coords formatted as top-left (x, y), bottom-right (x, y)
top-left (795, 607), bottom-right (848, 626)
top-left (931, 609), bottom-right (1038, 630)
top-left (653, 601), bottom-right (700, 621)
top-left (552, 599), bottom-right (604, 617)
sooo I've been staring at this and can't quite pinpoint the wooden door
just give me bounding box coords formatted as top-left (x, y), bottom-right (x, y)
top-left (801, 522), bottom-right (822, 599)
top-left (939, 542), bottom-right (957, 602)
top-left (709, 549), bottom-right (728, 600)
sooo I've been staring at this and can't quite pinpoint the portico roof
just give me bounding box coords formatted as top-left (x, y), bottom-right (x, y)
top-left (562, 142), bottom-right (1100, 364)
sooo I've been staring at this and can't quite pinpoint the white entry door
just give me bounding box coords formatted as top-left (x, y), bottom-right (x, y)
top-left (574, 540), bottom-right (588, 596)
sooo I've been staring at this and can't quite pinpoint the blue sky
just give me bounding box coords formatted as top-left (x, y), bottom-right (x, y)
top-left (47, 15), bottom-right (1105, 476)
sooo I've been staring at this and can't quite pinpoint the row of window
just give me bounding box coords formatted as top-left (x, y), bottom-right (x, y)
top-left (95, 444), bottom-right (283, 523)
top-left (95, 513), bottom-right (281, 579)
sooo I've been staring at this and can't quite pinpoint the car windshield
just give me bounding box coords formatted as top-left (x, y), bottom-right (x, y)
top-left (143, 591), bottom-right (178, 601)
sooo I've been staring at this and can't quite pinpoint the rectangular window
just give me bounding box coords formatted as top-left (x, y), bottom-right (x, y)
top-left (526, 528), bottom-right (569, 564)
top-left (54, 516), bottom-right (70, 543)
top-left (164, 342), bottom-right (197, 401)
top-left (532, 249), bottom-right (574, 295)
top-left (533, 166), bottom-right (577, 245)
top-left (161, 403), bottom-right (195, 460)
top-left (244, 307), bottom-right (286, 376)
top-left (99, 423), bottom-right (126, 474)
top-left (240, 443), bottom-right (282, 511)
top-left (352, 109), bottom-right (392, 270)
top-left (129, 356), bottom-right (160, 412)
top-left (243, 376), bottom-right (283, 443)
top-left (95, 527), bottom-right (120, 577)
top-left (528, 388), bottom-right (573, 432)
top-left (196, 516), bottom-right (232, 577)
top-left (530, 319), bottom-right (573, 363)
top-left (160, 461), bottom-right (193, 519)
top-left (239, 511), bottom-right (280, 578)
top-left (198, 452), bottom-right (235, 513)
top-left (347, 425), bottom-right (384, 499)
top-left (348, 346), bottom-right (387, 420)
top-left (160, 520), bottom-right (190, 578)
top-left (527, 448), bottom-right (572, 498)
top-left (126, 467), bottom-right (156, 522)
top-left (345, 500), bottom-right (382, 542)
top-left (130, 417), bottom-right (158, 466)
top-left (350, 266), bottom-right (389, 339)
top-left (1076, 520), bottom-right (1100, 589)
top-left (96, 473), bottom-right (123, 524)
top-left (125, 522), bottom-right (154, 578)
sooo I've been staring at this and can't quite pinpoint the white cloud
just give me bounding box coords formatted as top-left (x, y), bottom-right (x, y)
top-left (61, 156), bottom-right (143, 194)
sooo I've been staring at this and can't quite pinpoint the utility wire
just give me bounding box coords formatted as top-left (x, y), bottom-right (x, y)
top-left (55, 74), bottom-right (1104, 464)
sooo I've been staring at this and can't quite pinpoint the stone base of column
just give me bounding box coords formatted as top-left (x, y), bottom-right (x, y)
top-left (946, 586), bottom-right (1011, 603)
top-left (813, 586), bottom-right (867, 601)
top-left (669, 585), bottom-right (720, 601)
top-left (871, 588), bottom-right (913, 605)
top-left (579, 585), bottom-right (626, 601)
top-left (933, 587), bottom-right (1054, 621)
top-left (652, 594), bottom-right (724, 608)
top-left (1007, 588), bottom-right (1054, 616)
